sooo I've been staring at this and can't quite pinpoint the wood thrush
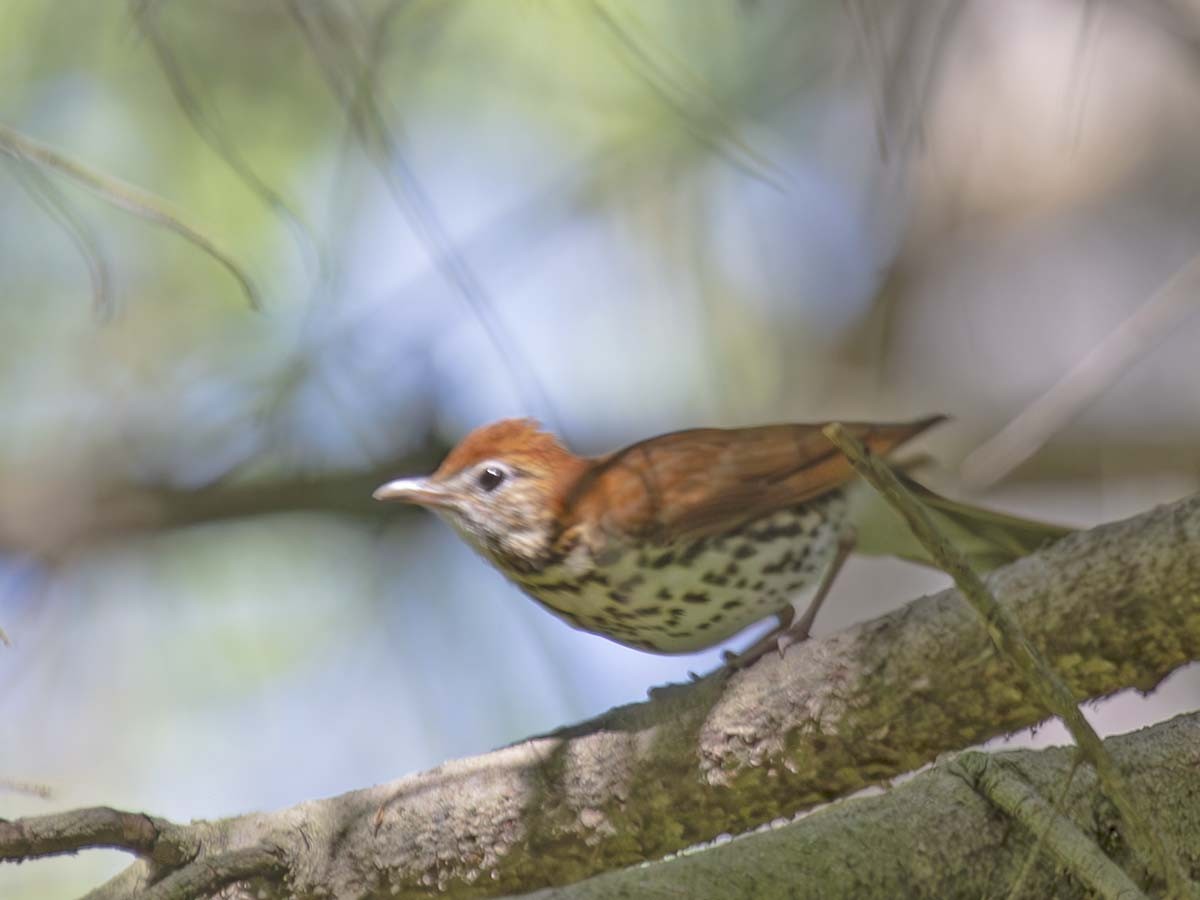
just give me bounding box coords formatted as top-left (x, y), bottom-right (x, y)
top-left (373, 417), bottom-right (1068, 661)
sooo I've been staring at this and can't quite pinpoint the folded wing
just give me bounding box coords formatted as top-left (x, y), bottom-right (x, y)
top-left (562, 416), bottom-right (944, 544)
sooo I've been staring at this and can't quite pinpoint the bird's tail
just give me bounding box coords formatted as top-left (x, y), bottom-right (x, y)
top-left (849, 470), bottom-right (1072, 572)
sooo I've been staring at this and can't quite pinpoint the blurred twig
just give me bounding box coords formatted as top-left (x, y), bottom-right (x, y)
top-left (825, 422), bottom-right (1197, 900)
top-left (315, 138), bottom-right (636, 359)
top-left (129, 0), bottom-right (324, 283)
top-left (0, 123), bottom-right (260, 311)
top-left (0, 778), bottom-right (51, 800)
top-left (3, 155), bottom-right (113, 320)
top-left (962, 251), bottom-right (1200, 487)
top-left (1063, 0), bottom-right (1101, 149)
top-left (888, 0), bottom-right (968, 156)
top-left (0, 442), bottom-right (447, 562)
top-left (844, 0), bottom-right (891, 158)
top-left (284, 0), bottom-right (562, 429)
top-left (589, 0), bottom-right (786, 189)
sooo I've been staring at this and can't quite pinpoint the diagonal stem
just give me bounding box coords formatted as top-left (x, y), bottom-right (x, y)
top-left (823, 422), bottom-right (1196, 900)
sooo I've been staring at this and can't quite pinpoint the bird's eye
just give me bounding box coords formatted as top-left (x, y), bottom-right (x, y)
top-left (478, 465), bottom-right (506, 492)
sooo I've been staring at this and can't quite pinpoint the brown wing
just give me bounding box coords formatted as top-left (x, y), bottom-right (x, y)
top-left (560, 416), bottom-right (945, 544)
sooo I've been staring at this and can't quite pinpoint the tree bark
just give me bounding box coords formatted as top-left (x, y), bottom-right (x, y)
top-left (3, 493), bottom-right (1198, 899)
top-left (514, 711), bottom-right (1200, 899)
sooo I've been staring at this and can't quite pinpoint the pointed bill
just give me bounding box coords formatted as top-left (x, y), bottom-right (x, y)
top-left (372, 477), bottom-right (457, 509)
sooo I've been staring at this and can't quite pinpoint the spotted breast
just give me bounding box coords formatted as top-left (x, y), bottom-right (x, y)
top-left (509, 491), bottom-right (848, 653)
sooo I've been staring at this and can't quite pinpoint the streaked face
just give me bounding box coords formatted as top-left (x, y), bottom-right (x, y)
top-left (374, 458), bottom-right (553, 566)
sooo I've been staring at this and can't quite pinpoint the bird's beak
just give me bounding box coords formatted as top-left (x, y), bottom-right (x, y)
top-left (372, 477), bottom-right (458, 509)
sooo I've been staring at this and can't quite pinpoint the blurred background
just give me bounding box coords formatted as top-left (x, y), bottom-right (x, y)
top-left (2, 0), bottom-right (1199, 896)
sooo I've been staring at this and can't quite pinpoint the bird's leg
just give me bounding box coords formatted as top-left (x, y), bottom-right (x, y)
top-left (783, 530), bottom-right (856, 647)
top-left (721, 530), bottom-right (856, 670)
top-left (721, 605), bottom-right (794, 670)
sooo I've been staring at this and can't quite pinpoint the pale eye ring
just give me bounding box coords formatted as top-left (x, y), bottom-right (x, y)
top-left (478, 466), bottom-right (506, 492)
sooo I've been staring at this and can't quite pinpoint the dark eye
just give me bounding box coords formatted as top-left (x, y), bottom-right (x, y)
top-left (478, 466), bottom-right (506, 492)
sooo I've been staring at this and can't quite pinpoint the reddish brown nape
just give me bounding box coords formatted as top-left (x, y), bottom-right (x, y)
top-left (433, 419), bottom-right (580, 480)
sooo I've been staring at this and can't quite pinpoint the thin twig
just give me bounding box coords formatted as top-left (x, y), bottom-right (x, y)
top-left (0, 778), bottom-right (51, 800)
top-left (956, 753), bottom-right (1147, 900)
top-left (0, 807), bottom-right (193, 866)
top-left (589, 0), bottom-right (786, 189)
top-left (284, 1), bottom-right (562, 430)
top-left (4, 155), bottom-right (113, 319)
top-left (130, 0), bottom-right (323, 282)
top-left (138, 845), bottom-right (287, 900)
top-left (823, 422), bottom-right (1196, 900)
top-left (0, 123), bottom-right (260, 311)
top-left (1005, 754), bottom-right (1083, 900)
top-left (961, 251), bottom-right (1200, 487)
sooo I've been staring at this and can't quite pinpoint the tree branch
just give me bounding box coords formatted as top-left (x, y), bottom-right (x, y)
top-left (823, 421), bottom-right (1195, 897)
top-left (0, 807), bottom-right (194, 866)
top-left (0, 443), bottom-right (447, 563)
top-left (3, 493), bottom-right (1198, 898)
top-left (957, 752), bottom-right (1146, 900)
top-left (511, 711), bottom-right (1200, 899)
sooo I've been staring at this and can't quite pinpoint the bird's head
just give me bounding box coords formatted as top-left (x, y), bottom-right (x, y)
top-left (372, 419), bottom-right (586, 568)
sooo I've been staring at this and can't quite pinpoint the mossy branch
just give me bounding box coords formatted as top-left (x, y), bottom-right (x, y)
top-left (823, 421), bottom-right (1196, 900)
top-left (952, 752), bottom-right (1146, 900)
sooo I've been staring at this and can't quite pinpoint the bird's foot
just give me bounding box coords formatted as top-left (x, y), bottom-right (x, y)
top-left (720, 606), bottom-right (804, 670)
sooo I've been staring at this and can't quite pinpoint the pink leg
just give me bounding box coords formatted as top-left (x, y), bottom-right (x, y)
top-left (722, 531), bottom-right (856, 670)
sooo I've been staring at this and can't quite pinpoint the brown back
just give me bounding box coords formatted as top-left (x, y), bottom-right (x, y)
top-left (560, 416), bottom-right (944, 543)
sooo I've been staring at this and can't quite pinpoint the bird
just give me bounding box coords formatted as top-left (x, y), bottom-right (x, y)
top-left (372, 416), bottom-right (1069, 664)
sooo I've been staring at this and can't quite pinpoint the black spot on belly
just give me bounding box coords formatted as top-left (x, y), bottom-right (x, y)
top-left (680, 540), bottom-right (708, 565)
top-left (701, 571), bottom-right (729, 587)
top-left (698, 622), bottom-right (711, 631)
top-left (722, 599), bottom-right (743, 610)
top-left (752, 580), bottom-right (766, 591)
top-left (734, 544), bottom-right (758, 560)
top-left (634, 605), bottom-right (662, 617)
top-left (607, 590), bottom-right (630, 605)
top-left (651, 551), bottom-right (676, 569)
top-left (763, 551), bottom-right (796, 575)
top-left (735, 578), bottom-right (748, 589)
top-left (618, 573), bottom-right (646, 592)
top-left (656, 587), bottom-right (673, 600)
top-left (594, 546), bottom-right (625, 566)
top-left (668, 607), bottom-right (685, 619)
top-left (724, 562), bottom-right (740, 576)
top-left (748, 521), bottom-right (804, 542)
top-left (682, 592), bottom-right (710, 604)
